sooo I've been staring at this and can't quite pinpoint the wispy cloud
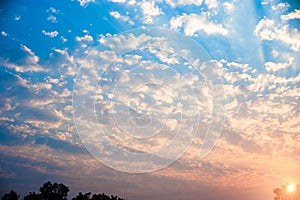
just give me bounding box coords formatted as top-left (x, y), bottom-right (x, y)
top-left (110, 11), bottom-right (134, 25)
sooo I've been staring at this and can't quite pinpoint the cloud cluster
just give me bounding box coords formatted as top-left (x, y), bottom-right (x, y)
top-left (254, 15), bottom-right (300, 51)
top-left (73, 29), bottom-right (224, 172)
top-left (170, 13), bottom-right (228, 36)
top-left (42, 30), bottom-right (59, 38)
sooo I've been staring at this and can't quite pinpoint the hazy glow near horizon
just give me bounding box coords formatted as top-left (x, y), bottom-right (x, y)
top-left (287, 184), bottom-right (296, 192)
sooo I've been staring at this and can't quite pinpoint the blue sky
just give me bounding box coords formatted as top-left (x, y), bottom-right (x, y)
top-left (0, 0), bottom-right (300, 199)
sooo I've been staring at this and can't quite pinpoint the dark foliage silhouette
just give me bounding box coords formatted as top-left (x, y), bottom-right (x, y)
top-left (39, 181), bottom-right (69, 200)
top-left (72, 192), bottom-right (124, 200)
top-left (23, 181), bottom-right (69, 200)
top-left (2, 181), bottom-right (124, 200)
top-left (23, 192), bottom-right (42, 200)
top-left (72, 192), bottom-right (92, 200)
top-left (1, 190), bottom-right (19, 200)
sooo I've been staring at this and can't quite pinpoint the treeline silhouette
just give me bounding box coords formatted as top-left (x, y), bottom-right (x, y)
top-left (1, 181), bottom-right (125, 200)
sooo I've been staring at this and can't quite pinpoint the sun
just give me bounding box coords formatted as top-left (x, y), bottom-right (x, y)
top-left (287, 184), bottom-right (296, 192)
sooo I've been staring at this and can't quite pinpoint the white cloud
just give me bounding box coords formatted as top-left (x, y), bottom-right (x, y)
top-left (170, 13), bottom-right (228, 36)
top-left (264, 54), bottom-right (294, 72)
top-left (1, 31), bottom-right (7, 37)
top-left (254, 18), bottom-right (275, 40)
top-left (265, 61), bottom-right (290, 72)
top-left (0, 98), bottom-right (12, 112)
top-left (75, 34), bottom-right (93, 42)
top-left (140, 1), bottom-right (162, 16)
top-left (281, 9), bottom-right (300, 21)
top-left (47, 7), bottom-right (59, 14)
top-left (245, 99), bottom-right (296, 121)
top-left (110, 11), bottom-right (127, 20)
top-left (204, 0), bottom-right (218, 9)
top-left (47, 15), bottom-right (57, 23)
top-left (45, 77), bottom-right (59, 84)
top-left (108, 0), bottom-right (162, 24)
top-left (271, 2), bottom-right (289, 11)
top-left (109, 0), bottom-right (126, 2)
top-left (15, 16), bottom-right (21, 21)
top-left (146, 39), bottom-right (180, 64)
top-left (0, 117), bottom-right (14, 122)
top-left (254, 17), bottom-right (300, 51)
top-left (226, 61), bottom-right (251, 73)
top-left (20, 44), bottom-right (39, 64)
top-left (42, 30), bottom-right (59, 38)
top-left (165, 0), bottom-right (203, 7)
top-left (110, 11), bottom-right (134, 25)
top-left (271, 49), bottom-right (279, 58)
top-left (0, 62), bottom-right (45, 72)
top-left (99, 33), bottom-right (152, 51)
top-left (0, 44), bottom-right (47, 72)
top-left (61, 36), bottom-right (67, 43)
top-left (109, 0), bottom-right (137, 4)
top-left (98, 50), bottom-right (117, 62)
top-left (139, 1), bottom-right (163, 24)
top-left (223, 1), bottom-right (234, 12)
top-left (53, 48), bottom-right (74, 63)
top-left (77, 0), bottom-right (95, 6)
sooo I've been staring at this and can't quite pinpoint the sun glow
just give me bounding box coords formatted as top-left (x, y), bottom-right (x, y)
top-left (287, 184), bottom-right (296, 192)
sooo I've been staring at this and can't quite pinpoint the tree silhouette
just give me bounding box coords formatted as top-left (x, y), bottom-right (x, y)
top-left (39, 181), bottom-right (69, 200)
top-left (2, 181), bottom-right (124, 200)
top-left (24, 181), bottom-right (69, 200)
top-left (72, 192), bottom-right (92, 200)
top-left (1, 190), bottom-right (19, 200)
top-left (72, 192), bottom-right (125, 200)
top-left (273, 184), bottom-right (300, 200)
top-left (24, 192), bottom-right (42, 200)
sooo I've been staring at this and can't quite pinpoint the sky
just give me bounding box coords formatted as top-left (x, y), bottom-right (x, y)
top-left (0, 0), bottom-right (300, 199)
